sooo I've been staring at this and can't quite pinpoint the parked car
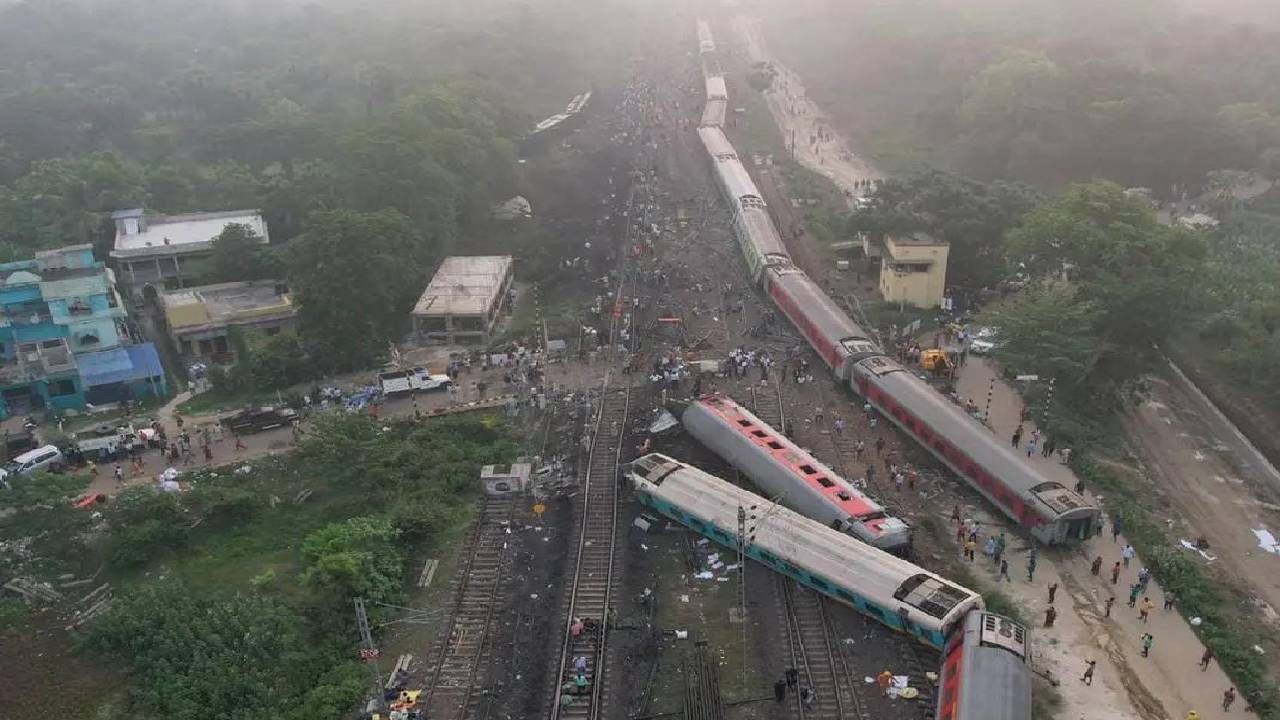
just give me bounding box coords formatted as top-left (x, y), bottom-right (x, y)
top-left (0, 444), bottom-right (67, 483)
top-left (219, 405), bottom-right (298, 435)
top-left (967, 326), bottom-right (1001, 355)
top-left (73, 423), bottom-right (147, 460)
top-left (378, 367), bottom-right (452, 396)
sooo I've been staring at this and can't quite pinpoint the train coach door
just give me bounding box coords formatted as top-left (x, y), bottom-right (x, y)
top-left (1067, 516), bottom-right (1094, 541)
top-left (896, 607), bottom-right (923, 642)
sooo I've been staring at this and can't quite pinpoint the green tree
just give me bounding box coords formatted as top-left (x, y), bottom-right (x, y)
top-left (105, 487), bottom-right (190, 567)
top-left (287, 209), bottom-right (429, 371)
top-left (1004, 181), bottom-right (1206, 379)
top-left (0, 151), bottom-right (148, 250)
top-left (209, 222), bottom-right (279, 283)
top-left (849, 171), bottom-right (1041, 288)
top-left (301, 516), bottom-right (404, 606)
top-left (978, 279), bottom-right (1103, 384)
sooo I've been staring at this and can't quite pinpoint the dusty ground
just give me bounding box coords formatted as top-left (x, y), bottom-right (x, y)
top-left (1123, 366), bottom-right (1280, 625)
top-left (955, 359), bottom-right (1257, 720)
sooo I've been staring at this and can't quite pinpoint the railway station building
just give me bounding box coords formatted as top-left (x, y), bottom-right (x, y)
top-left (411, 256), bottom-right (515, 346)
top-left (862, 232), bottom-right (950, 309)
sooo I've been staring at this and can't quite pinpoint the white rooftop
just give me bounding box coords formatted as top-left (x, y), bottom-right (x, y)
top-left (111, 210), bottom-right (268, 256)
top-left (413, 256), bottom-right (513, 317)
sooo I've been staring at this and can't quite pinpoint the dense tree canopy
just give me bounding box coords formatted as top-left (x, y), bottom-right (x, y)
top-left (766, 0), bottom-right (1280, 193)
top-left (849, 171), bottom-right (1041, 288)
top-left (1000, 181), bottom-right (1205, 380)
top-left (287, 209), bottom-right (428, 372)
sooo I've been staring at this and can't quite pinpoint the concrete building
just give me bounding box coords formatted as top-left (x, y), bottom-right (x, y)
top-left (862, 232), bottom-right (950, 309)
top-left (412, 256), bottom-right (514, 346)
top-left (159, 280), bottom-right (296, 365)
top-left (109, 208), bottom-right (269, 302)
top-left (0, 245), bottom-right (164, 417)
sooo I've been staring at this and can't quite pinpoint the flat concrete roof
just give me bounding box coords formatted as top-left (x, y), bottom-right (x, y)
top-left (161, 280), bottom-right (294, 332)
top-left (112, 210), bottom-right (268, 258)
top-left (889, 232), bottom-right (947, 247)
top-left (413, 256), bottom-right (513, 318)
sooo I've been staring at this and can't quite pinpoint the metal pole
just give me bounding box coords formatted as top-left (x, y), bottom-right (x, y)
top-left (1041, 378), bottom-right (1055, 430)
top-left (737, 504), bottom-right (748, 690)
top-left (354, 598), bottom-right (384, 713)
top-left (984, 378), bottom-right (996, 424)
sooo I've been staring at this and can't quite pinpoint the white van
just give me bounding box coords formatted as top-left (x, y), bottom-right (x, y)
top-left (0, 444), bottom-right (66, 482)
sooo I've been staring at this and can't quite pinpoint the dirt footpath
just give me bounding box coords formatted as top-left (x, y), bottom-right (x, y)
top-left (1123, 365), bottom-right (1280, 625)
top-left (732, 15), bottom-right (882, 200)
top-left (955, 358), bottom-right (1256, 720)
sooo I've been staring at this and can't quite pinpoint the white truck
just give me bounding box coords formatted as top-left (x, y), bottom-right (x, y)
top-left (74, 424), bottom-right (148, 459)
top-left (378, 368), bottom-right (452, 396)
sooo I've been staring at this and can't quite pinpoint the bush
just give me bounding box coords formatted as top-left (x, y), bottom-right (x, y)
top-left (81, 578), bottom-right (362, 720)
top-left (0, 471), bottom-right (90, 509)
top-left (105, 488), bottom-right (190, 567)
top-left (302, 516), bottom-right (404, 606)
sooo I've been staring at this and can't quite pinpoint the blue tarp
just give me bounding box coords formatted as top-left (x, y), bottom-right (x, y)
top-left (78, 343), bottom-right (164, 388)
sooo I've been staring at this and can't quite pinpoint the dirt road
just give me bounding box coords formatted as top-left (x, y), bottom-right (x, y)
top-left (955, 358), bottom-right (1257, 720)
top-left (1123, 362), bottom-right (1280, 624)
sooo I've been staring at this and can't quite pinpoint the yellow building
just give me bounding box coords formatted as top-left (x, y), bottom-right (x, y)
top-left (862, 232), bottom-right (950, 309)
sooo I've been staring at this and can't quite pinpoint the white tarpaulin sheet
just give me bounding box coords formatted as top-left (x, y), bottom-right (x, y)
top-left (1254, 528), bottom-right (1280, 554)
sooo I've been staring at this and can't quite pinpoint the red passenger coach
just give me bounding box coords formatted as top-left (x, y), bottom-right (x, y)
top-left (936, 611), bottom-right (1031, 720)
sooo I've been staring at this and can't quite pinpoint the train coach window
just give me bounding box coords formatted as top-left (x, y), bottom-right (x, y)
top-left (736, 419), bottom-right (752, 427)
top-left (809, 576), bottom-right (831, 592)
top-left (798, 464), bottom-right (817, 475)
top-left (766, 441), bottom-right (784, 450)
top-left (816, 476), bottom-right (835, 488)
top-left (751, 430), bottom-right (768, 438)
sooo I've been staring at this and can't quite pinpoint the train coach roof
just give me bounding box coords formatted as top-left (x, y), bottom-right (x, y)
top-left (874, 371), bottom-right (1096, 521)
top-left (633, 454), bottom-right (981, 621)
top-left (706, 75), bottom-right (727, 100)
top-left (717, 158), bottom-right (763, 203)
top-left (701, 99), bottom-right (727, 128)
top-left (768, 268), bottom-right (873, 345)
top-left (691, 394), bottom-right (884, 519)
top-left (698, 126), bottom-right (737, 159)
top-left (737, 206), bottom-right (789, 258)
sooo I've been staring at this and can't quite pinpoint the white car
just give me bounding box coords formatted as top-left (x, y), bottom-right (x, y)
top-left (967, 326), bottom-right (1000, 355)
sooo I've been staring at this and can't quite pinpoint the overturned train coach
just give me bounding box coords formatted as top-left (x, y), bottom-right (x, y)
top-left (669, 393), bottom-right (912, 555)
top-left (630, 453), bottom-right (1033, 720)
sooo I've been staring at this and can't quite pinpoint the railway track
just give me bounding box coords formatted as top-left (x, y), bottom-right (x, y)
top-left (548, 382), bottom-right (631, 719)
top-left (779, 579), bottom-right (870, 720)
top-left (423, 493), bottom-right (517, 720)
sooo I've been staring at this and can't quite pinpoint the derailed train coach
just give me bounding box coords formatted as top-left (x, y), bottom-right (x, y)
top-left (760, 263), bottom-right (1099, 544)
top-left (630, 453), bottom-right (981, 647)
top-left (669, 393), bottom-right (913, 555)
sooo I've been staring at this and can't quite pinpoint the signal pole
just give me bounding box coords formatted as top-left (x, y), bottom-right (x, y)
top-left (355, 598), bottom-right (384, 713)
top-left (737, 504), bottom-right (748, 689)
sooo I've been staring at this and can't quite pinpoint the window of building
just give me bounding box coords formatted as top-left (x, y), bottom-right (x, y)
top-left (889, 263), bottom-right (931, 274)
top-left (264, 326), bottom-right (281, 336)
top-left (454, 316), bottom-right (485, 332)
top-left (41, 340), bottom-right (62, 349)
top-left (49, 379), bottom-right (77, 397)
top-left (419, 317), bottom-right (447, 333)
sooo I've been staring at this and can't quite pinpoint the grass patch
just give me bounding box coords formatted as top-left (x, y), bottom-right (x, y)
top-left (1073, 452), bottom-right (1280, 717)
top-left (0, 598), bottom-right (26, 632)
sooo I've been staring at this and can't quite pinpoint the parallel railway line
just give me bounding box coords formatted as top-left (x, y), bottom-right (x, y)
top-left (423, 493), bottom-right (516, 720)
top-left (547, 382), bottom-right (632, 719)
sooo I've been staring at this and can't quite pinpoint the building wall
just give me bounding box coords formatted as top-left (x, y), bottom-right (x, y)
top-left (877, 239), bottom-right (950, 309)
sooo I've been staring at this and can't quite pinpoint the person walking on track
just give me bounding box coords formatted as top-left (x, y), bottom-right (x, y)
top-left (1081, 660), bottom-right (1096, 685)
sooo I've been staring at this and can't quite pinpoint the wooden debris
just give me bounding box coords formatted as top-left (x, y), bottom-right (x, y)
top-left (385, 653), bottom-right (414, 688)
top-left (79, 583), bottom-right (111, 607)
top-left (293, 488), bottom-right (313, 504)
top-left (417, 559), bottom-right (440, 588)
top-left (3, 577), bottom-right (64, 603)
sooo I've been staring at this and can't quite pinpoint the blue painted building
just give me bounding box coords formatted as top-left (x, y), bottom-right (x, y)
top-left (0, 245), bottom-right (166, 418)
